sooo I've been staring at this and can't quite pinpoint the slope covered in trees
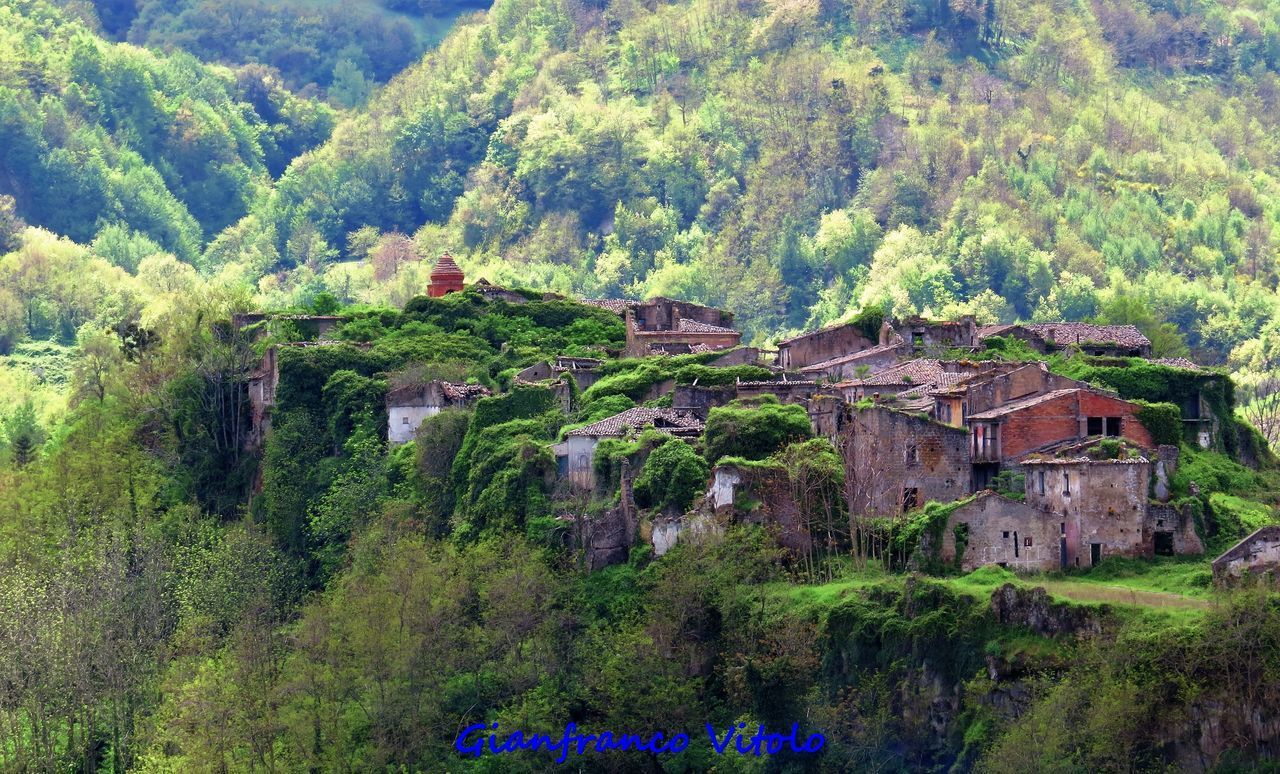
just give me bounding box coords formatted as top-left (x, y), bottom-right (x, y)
top-left (226, 0), bottom-right (1280, 373)
top-left (0, 0), bottom-right (334, 263)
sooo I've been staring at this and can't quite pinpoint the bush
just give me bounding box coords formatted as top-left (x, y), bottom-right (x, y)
top-left (1134, 401), bottom-right (1182, 446)
top-left (634, 438), bottom-right (709, 512)
top-left (702, 399), bottom-right (813, 463)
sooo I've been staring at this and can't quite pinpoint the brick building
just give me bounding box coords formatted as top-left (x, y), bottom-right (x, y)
top-left (776, 321), bottom-right (879, 371)
top-left (618, 298), bottom-right (741, 356)
top-left (427, 253), bottom-right (466, 297)
top-left (931, 362), bottom-right (1091, 428)
top-left (966, 388), bottom-right (1153, 465)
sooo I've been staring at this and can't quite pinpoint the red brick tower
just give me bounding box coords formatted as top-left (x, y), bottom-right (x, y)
top-left (427, 253), bottom-right (465, 297)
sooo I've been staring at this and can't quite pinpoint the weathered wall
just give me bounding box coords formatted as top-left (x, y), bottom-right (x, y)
top-left (979, 391), bottom-right (1154, 461)
top-left (1145, 502), bottom-right (1203, 557)
top-left (937, 493), bottom-right (1063, 572)
top-left (843, 407), bottom-right (970, 517)
top-left (673, 384), bottom-right (736, 417)
top-left (1213, 526), bottom-right (1280, 584)
top-left (553, 435), bottom-right (598, 490)
top-left (1024, 458), bottom-right (1150, 567)
top-left (778, 323), bottom-right (877, 370)
top-left (388, 404), bottom-right (442, 444)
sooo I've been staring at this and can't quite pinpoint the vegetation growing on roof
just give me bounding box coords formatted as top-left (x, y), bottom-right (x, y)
top-left (702, 396), bottom-right (813, 463)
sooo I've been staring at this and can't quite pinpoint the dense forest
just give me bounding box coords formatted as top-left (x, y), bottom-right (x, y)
top-left (4, 0), bottom-right (1280, 769)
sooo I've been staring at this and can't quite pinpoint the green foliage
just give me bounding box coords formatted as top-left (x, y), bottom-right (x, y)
top-left (1172, 447), bottom-right (1260, 498)
top-left (633, 438), bottom-right (709, 513)
top-left (413, 408), bottom-right (470, 534)
top-left (891, 498), bottom-right (974, 572)
top-left (320, 369), bottom-right (386, 451)
top-left (702, 398), bottom-right (813, 463)
top-left (1206, 493), bottom-right (1278, 554)
top-left (1134, 401), bottom-right (1183, 446)
top-left (260, 409), bottom-right (329, 557)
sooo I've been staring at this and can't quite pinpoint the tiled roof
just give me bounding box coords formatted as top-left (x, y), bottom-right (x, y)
top-left (1023, 323), bottom-right (1150, 349)
top-left (677, 318), bottom-right (738, 334)
top-left (977, 322), bottom-right (1151, 350)
top-left (798, 342), bottom-right (900, 373)
top-left (855, 358), bottom-right (946, 387)
top-left (736, 379), bottom-right (818, 387)
top-left (386, 381), bottom-right (490, 405)
top-left (1150, 357), bottom-right (1202, 370)
top-left (430, 253), bottom-right (465, 279)
top-left (581, 298), bottom-right (641, 314)
top-left (554, 356), bottom-right (602, 371)
top-left (565, 408), bottom-right (704, 438)
top-left (966, 389), bottom-right (1084, 420)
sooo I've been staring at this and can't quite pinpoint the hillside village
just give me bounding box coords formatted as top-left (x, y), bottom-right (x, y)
top-left (237, 254), bottom-right (1278, 581)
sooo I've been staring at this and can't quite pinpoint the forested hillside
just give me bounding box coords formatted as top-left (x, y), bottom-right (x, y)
top-left (0, 0), bottom-right (335, 261)
top-left (220, 0), bottom-right (1280, 370)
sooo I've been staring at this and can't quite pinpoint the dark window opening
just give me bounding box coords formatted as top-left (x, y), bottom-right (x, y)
top-left (1024, 537), bottom-right (1033, 547)
top-left (1060, 522), bottom-right (1066, 534)
top-left (913, 333), bottom-right (924, 348)
top-left (1154, 531), bottom-right (1175, 556)
top-left (905, 443), bottom-right (919, 463)
top-left (902, 487), bottom-right (919, 511)
top-left (1038, 471), bottom-right (1045, 495)
top-left (1106, 417), bottom-right (1121, 436)
top-left (1013, 531), bottom-right (1020, 558)
top-left (1087, 417), bottom-right (1103, 435)
top-left (1063, 473), bottom-right (1070, 496)
top-left (1002, 531), bottom-right (1010, 539)
top-left (1156, 519), bottom-right (1164, 527)
top-left (1090, 543), bottom-right (1102, 566)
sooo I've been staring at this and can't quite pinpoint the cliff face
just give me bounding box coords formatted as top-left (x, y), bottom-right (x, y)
top-left (807, 577), bottom-right (1280, 771)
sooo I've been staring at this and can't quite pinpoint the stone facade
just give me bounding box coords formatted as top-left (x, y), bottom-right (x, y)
top-left (841, 407), bottom-right (971, 517)
top-left (776, 322), bottom-right (878, 371)
top-left (1213, 526), bottom-right (1280, 585)
top-left (936, 492), bottom-right (1062, 572)
top-left (553, 407), bottom-right (704, 491)
top-left (1022, 456), bottom-right (1151, 567)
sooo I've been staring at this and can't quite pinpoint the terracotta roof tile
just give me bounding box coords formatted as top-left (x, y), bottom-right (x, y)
top-left (677, 318), bottom-right (738, 334)
top-left (566, 407), bottom-right (704, 438)
top-left (966, 389), bottom-right (1085, 420)
top-left (1023, 323), bottom-right (1149, 349)
top-left (429, 253), bottom-right (465, 279)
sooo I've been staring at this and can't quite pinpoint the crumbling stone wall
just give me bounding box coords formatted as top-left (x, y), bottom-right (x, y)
top-left (1023, 458), bottom-right (1151, 567)
top-left (937, 492), bottom-right (1062, 572)
top-left (777, 322), bottom-right (877, 370)
top-left (843, 407), bottom-right (970, 517)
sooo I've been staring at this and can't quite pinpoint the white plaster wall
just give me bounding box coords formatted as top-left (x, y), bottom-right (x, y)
top-left (388, 405), bottom-right (441, 445)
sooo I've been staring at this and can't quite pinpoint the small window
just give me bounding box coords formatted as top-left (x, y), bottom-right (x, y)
top-left (1002, 531), bottom-right (1010, 539)
top-left (913, 333), bottom-right (924, 347)
top-left (1024, 537), bottom-right (1033, 547)
top-left (1060, 522), bottom-right (1066, 535)
top-left (905, 443), bottom-right (919, 463)
top-left (901, 487), bottom-right (919, 511)
top-left (1037, 471), bottom-right (1045, 495)
top-left (402, 417), bottom-right (410, 425)
top-left (1086, 417), bottom-right (1103, 435)
top-left (1106, 417), bottom-right (1121, 436)
top-left (1063, 472), bottom-right (1070, 496)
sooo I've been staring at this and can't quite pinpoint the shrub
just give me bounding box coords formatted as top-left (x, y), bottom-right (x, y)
top-left (634, 438), bottom-right (709, 512)
top-left (702, 399), bottom-right (812, 462)
top-left (1133, 401), bottom-right (1182, 446)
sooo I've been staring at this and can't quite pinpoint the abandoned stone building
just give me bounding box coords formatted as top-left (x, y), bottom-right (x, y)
top-left (934, 492), bottom-right (1060, 572)
top-left (840, 406), bottom-right (971, 516)
top-left (427, 253), bottom-right (466, 297)
top-left (623, 303), bottom-right (742, 356)
top-left (977, 322), bottom-right (1152, 357)
top-left (1213, 526), bottom-right (1280, 585)
top-left (516, 356), bottom-right (605, 391)
top-left (553, 407), bottom-right (704, 490)
top-left (835, 359), bottom-right (1004, 405)
top-left (1021, 450), bottom-right (1152, 568)
top-left (776, 321), bottom-right (879, 371)
top-left (386, 381), bottom-right (491, 444)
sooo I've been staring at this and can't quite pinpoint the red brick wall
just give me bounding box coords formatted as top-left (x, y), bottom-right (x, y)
top-left (1000, 392), bottom-right (1153, 459)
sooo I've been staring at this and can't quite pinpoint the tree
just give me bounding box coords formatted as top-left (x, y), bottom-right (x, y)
top-left (633, 438), bottom-right (708, 512)
top-left (330, 58), bottom-right (372, 109)
top-left (0, 194), bottom-right (25, 254)
top-left (4, 400), bottom-right (43, 467)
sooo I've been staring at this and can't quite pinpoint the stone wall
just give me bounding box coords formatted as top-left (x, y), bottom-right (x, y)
top-left (937, 492), bottom-right (1062, 572)
top-left (778, 323), bottom-right (877, 370)
top-left (1023, 458), bottom-right (1150, 567)
top-left (842, 407), bottom-right (970, 517)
